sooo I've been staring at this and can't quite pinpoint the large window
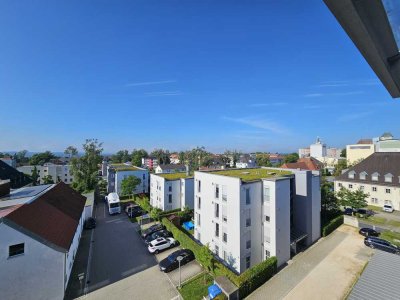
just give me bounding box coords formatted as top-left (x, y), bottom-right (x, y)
top-left (168, 194), bottom-right (172, 203)
top-left (215, 223), bottom-right (219, 237)
top-left (197, 180), bottom-right (201, 193)
top-left (215, 184), bottom-right (220, 199)
top-left (215, 203), bottom-right (219, 218)
top-left (246, 255), bottom-right (251, 269)
top-left (197, 197), bottom-right (201, 210)
top-left (222, 185), bottom-right (227, 201)
top-left (9, 243), bottom-right (24, 257)
top-left (223, 232), bottom-right (228, 243)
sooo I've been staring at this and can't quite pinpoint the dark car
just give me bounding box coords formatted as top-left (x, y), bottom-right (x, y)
top-left (84, 217), bottom-right (96, 230)
top-left (141, 223), bottom-right (165, 239)
top-left (359, 228), bottom-right (379, 237)
top-left (357, 208), bottom-right (373, 218)
top-left (159, 249), bottom-right (195, 272)
top-left (344, 208), bottom-right (353, 216)
top-left (126, 205), bottom-right (144, 218)
top-left (145, 229), bottom-right (173, 244)
top-left (364, 237), bottom-right (400, 254)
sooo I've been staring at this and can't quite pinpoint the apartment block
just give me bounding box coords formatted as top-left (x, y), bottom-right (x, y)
top-left (18, 163), bottom-right (74, 184)
top-left (194, 168), bottom-right (320, 274)
top-left (107, 163), bottom-right (149, 195)
top-left (150, 172), bottom-right (194, 211)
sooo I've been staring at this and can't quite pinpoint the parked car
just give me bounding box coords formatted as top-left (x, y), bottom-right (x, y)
top-left (364, 237), bottom-right (400, 254)
top-left (148, 237), bottom-right (179, 254)
top-left (159, 249), bottom-right (195, 272)
top-left (141, 223), bottom-right (165, 239)
top-left (84, 217), bottom-right (96, 230)
top-left (383, 204), bottom-right (394, 213)
top-left (145, 229), bottom-right (173, 244)
top-left (344, 208), bottom-right (353, 216)
top-left (359, 228), bottom-right (379, 237)
top-left (357, 208), bottom-right (373, 218)
top-left (126, 205), bottom-right (144, 218)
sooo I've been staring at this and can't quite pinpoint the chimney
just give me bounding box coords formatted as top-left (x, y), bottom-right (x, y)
top-left (0, 180), bottom-right (11, 198)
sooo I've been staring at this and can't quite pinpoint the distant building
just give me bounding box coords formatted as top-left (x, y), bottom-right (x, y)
top-left (281, 157), bottom-right (324, 172)
top-left (0, 181), bottom-right (86, 300)
top-left (298, 148), bottom-right (310, 158)
top-left (0, 157), bottom-right (16, 168)
top-left (169, 153), bottom-right (180, 164)
top-left (150, 172), bottom-right (194, 211)
top-left (236, 154), bottom-right (257, 169)
top-left (194, 168), bottom-right (321, 274)
top-left (107, 163), bottom-right (149, 195)
top-left (269, 154), bottom-right (285, 165)
top-left (0, 161), bottom-right (32, 189)
top-left (18, 163), bottom-right (74, 184)
top-left (375, 132), bottom-right (400, 153)
top-left (142, 157), bottom-right (159, 170)
top-left (334, 152), bottom-right (400, 211)
top-left (310, 137), bottom-right (327, 158)
top-left (346, 139), bottom-right (375, 165)
top-left (155, 164), bottom-right (186, 174)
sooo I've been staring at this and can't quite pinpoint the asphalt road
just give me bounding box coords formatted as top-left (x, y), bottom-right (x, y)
top-left (86, 201), bottom-right (158, 293)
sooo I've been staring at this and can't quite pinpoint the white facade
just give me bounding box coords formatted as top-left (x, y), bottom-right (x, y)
top-left (346, 144), bottom-right (375, 165)
top-left (155, 165), bottom-right (186, 174)
top-left (150, 174), bottom-right (194, 211)
top-left (18, 163), bottom-right (74, 184)
top-left (298, 148), bottom-right (310, 158)
top-left (310, 138), bottom-right (327, 158)
top-left (194, 168), bottom-right (320, 274)
top-left (107, 165), bottom-right (149, 195)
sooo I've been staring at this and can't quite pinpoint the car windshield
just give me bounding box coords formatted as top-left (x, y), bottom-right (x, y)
top-left (110, 203), bottom-right (120, 208)
top-left (384, 205), bottom-right (391, 208)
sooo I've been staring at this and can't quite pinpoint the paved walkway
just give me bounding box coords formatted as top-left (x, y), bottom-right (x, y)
top-left (247, 226), bottom-right (373, 300)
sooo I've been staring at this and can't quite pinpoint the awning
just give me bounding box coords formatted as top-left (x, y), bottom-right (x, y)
top-left (208, 284), bottom-right (222, 299)
top-left (290, 230), bottom-right (308, 246)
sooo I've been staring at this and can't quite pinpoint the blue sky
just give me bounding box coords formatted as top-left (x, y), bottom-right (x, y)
top-left (1, 1), bottom-right (398, 154)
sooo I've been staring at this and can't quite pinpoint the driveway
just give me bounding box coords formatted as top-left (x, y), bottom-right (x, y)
top-left (247, 225), bottom-right (374, 300)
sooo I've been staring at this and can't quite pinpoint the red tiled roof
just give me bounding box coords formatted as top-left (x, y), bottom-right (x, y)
top-left (281, 157), bottom-right (323, 171)
top-left (5, 182), bottom-right (86, 251)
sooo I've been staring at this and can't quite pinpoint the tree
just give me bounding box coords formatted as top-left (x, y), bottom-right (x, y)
top-left (42, 175), bottom-right (54, 184)
top-left (284, 153), bottom-right (299, 164)
top-left (70, 139), bottom-right (103, 192)
top-left (336, 187), bottom-right (369, 212)
top-left (321, 180), bottom-right (339, 216)
top-left (151, 149), bottom-right (171, 165)
top-left (225, 150), bottom-right (241, 167)
top-left (31, 166), bottom-right (40, 186)
top-left (15, 150), bottom-right (28, 164)
top-left (29, 151), bottom-right (56, 165)
top-left (178, 151), bottom-right (186, 164)
top-left (256, 153), bottom-right (272, 167)
top-left (340, 148), bottom-right (346, 158)
top-left (120, 176), bottom-right (141, 196)
top-left (334, 159), bottom-right (347, 176)
top-left (197, 243), bottom-right (214, 273)
top-left (64, 146), bottom-right (78, 159)
top-left (150, 207), bottom-right (162, 221)
top-left (131, 149), bottom-right (148, 167)
top-left (111, 150), bottom-right (130, 163)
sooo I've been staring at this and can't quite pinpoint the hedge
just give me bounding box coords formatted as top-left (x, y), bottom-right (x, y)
top-left (161, 217), bottom-right (277, 298)
top-left (322, 215), bottom-right (344, 237)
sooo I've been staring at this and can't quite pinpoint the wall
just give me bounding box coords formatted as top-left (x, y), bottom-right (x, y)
top-left (346, 144), bottom-right (375, 164)
top-left (0, 223), bottom-right (65, 300)
top-left (115, 169), bottom-right (149, 195)
top-left (65, 211), bottom-right (84, 287)
top-left (181, 178), bottom-right (194, 209)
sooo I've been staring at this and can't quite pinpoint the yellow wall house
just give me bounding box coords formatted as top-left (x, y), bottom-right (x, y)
top-left (346, 139), bottom-right (375, 165)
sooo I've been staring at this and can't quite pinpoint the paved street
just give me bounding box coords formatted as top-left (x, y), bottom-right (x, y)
top-left (247, 225), bottom-right (373, 300)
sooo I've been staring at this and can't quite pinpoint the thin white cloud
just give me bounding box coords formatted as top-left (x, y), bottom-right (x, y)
top-left (316, 79), bottom-right (380, 87)
top-left (144, 91), bottom-right (183, 97)
top-left (126, 80), bottom-right (176, 87)
top-left (249, 102), bottom-right (287, 107)
top-left (304, 91), bottom-right (364, 97)
top-left (337, 111), bottom-right (372, 122)
top-left (304, 93), bottom-right (324, 98)
top-left (223, 116), bottom-right (289, 134)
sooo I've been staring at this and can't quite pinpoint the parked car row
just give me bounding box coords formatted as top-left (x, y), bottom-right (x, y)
top-left (364, 236), bottom-right (400, 255)
top-left (343, 207), bottom-right (374, 217)
top-left (125, 203), bottom-right (147, 218)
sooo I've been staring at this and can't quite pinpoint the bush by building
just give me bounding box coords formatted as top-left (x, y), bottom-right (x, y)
top-left (322, 215), bottom-right (344, 237)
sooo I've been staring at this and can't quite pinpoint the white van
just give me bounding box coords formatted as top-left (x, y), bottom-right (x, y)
top-left (383, 204), bottom-right (394, 213)
top-left (106, 192), bottom-right (121, 215)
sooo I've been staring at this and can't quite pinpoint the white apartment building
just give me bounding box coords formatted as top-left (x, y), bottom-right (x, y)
top-left (310, 137), bottom-right (327, 158)
top-left (18, 163), bottom-right (74, 184)
top-left (0, 181), bottom-right (86, 300)
top-left (150, 173), bottom-right (194, 211)
top-left (155, 164), bottom-right (186, 174)
top-left (194, 168), bottom-right (321, 274)
top-left (107, 163), bottom-right (149, 195)
top-left (334, 152), bottom-right (400, 210)
top-left (298, 148), bottom-right (310, 158)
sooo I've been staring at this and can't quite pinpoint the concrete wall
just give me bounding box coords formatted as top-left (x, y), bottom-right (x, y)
top-left (346, 144), bottom-right (375, 164)
top-left (65, 211), bottom-right (84, 287)
top-left (181, 178), bottom-right (194, 210)
top-left (0, 223), bottom-right (65, 300)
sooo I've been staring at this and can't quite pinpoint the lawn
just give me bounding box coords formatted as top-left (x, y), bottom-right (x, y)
top-left (207, 168), bottom-right (292, 182)
top-left (388, 220), bottom-right (400, 227)
top-left (179, 272), bottom-right (213, 300)
top-left (364, 216), bottom-right (387, 225)
top-left (380, 230), bottom-right (400, 247)
top-left (367, 205), bottom-right (381, 212)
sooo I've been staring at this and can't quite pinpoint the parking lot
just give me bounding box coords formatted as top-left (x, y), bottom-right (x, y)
top-left (68, 201), bottom-right (202, 300)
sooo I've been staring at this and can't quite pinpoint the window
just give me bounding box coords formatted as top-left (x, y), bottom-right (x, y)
top-left (198, 197), bottom-right (201, 210)
top-left (197, 213), bottom-right (201, 226)
top-left (245, 188), bottom-right (251, 204)
top-left (246, 255), bottom-right (251, 269)
top-left (348, 184), bottom-right (353, 189)
top-left (64, 179), bottom-right (67, 182)
top-left (348, 171), bottom-right (355, 179)
top-left (246, 239), bottom-right (251, 249)
top-left (168, 194), bottom-right (172, 203)
top-left (372, 187), bottom-right (377, 192)
top-left (70, 178), bottom-right (73, 182)
top-left (215, 203), bottom-right (219, 218)
top-left (360, 185), bottom-right (365, 190)
top-left (371, 198), bottom-right (379, 204)
top-left (222, 205), bottom-right (227, 223)
top-left (263, 187), bottom-right (270, 202)
top-left (265, 215), bottom-right (270, 222)
top-left (65, 173), bottom-right (68, 176)
top-left (246, 218), bottom-right (251, 227)
top-left (338, 183), bottom-right (342, 187)
top-left (385, 173), bottom-right (393, 183)
top-left (168, 186), bottom-right (172, 192)
top-left (9, 243), bottom-right (24, 257)
top-left (265, 250), bottom-right (270, 259)
top-left (215, 245), bottom-right (219, 256)
top-left (223, 250), bottom-right (227, 261)
top-left (222, 185), bottom-right (227, 201)
top-left (197, 180), bottom-right (201, 192)
top-left (215, 223), bottom-right (219, 237)
top-left (215, 184), bottom-right (220, 198)
top-left (372, 172), bottom-right (379, 181)
top-left (359, 172), bottom-right (367, 180)
top-left (386, 188), bottom-right (391, 194)
top-left (223, 232), bottom-right (228, 243)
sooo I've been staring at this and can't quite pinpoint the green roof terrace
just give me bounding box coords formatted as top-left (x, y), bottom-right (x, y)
top-left (110, 163), bottom-right (143, 172)
top-left (157, 172), bottom-right (193, 180)
top-left (199, 168), bottom-right (292, 182)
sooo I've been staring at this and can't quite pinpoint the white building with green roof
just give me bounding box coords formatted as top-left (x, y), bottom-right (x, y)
top-left (150, 172), bottom-right (194, 211)
top-left (107, 163), bottom-right (149, 195)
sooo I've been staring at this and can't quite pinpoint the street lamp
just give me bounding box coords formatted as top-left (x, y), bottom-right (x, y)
top-left (177, 255), bottom-right (183, 289)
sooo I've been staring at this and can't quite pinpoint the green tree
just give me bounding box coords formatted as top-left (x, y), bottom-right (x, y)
top-left (131, 149), bottom-right (148, 167)
top-left (340, 148), bottom-right (346, 158)
top-left (31, 166), bottom-right (40, 186)
top-left (336, 187), bottom-right (369, 212)
top-left (321, 180), bottom-right (339, 216)
top-left (42, 175), bottom-right (54, 184)
top-left (120, 175), bottom-right (142, 196)
top-left (284, 153), bottom-right (299, 164)
top-left (197, 244), bottom-right (214, 273)
top-left (111, 150), bottom-right (130, 163)
top-left (64, 146), bottom-right (78, 159)
top-left (150, 207), bottom-right (162, 221)
top-left (334, 159), bottom-right (347, 176)
top-left (150, 149), bottom-right (171, 165)
top-left (256, 153), bottom-right (272, 167)
top-left (225, 150), bottom-right (241, 166)
top-left (178, 151), bottom-right (186, 164)
top-left (29, 151), bottom-right (57, 165)
top-left (70, 139), bottom-right (103, 192)
top-left (15, 150), bottom-right (28, 164)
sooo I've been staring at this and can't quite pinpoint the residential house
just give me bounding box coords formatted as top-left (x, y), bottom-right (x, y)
top-left (169, 153), bottom-right (180, 164)
top-left (235, 154), bottom-right (257, 169)
top-left (142, 157), bottom-right (159, 170)
top-left (18, 163), bottom-right (74, 184)
top-left (281, 157), bottom-right (324, 172)
top-left (0, 160), bottom-right (32, 189)
top-left (334, 152), bottom-right (400, 210)
top-left (0, 181), bottom-right (86, 300)
top-left (107, 163), bottom-right (149, 195)
top-left (155, 164), bottom-right (186, 174)
top-left (298, 148), bottom-right (310, 158)
top-left (269, 154), bottom-right (285, 165)
top-left (150, 172), bottom-right (194, 211)
top-left (194, 167), bottom-right (321, 274)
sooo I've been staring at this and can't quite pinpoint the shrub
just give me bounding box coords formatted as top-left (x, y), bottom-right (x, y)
top-left (161, 217), bottom-right (277, 298)
top-left (322, 215), bottom-right (344, 237)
